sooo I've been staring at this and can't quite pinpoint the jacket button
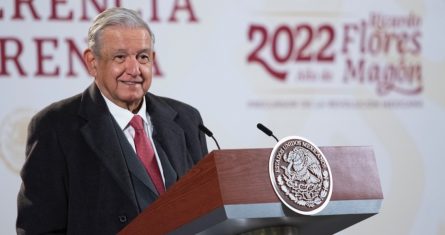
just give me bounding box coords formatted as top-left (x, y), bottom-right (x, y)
top-left (118, 215), bottom-right (127, 223)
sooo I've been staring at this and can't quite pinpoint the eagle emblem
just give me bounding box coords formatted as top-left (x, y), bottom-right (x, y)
top-left (269, 136), bottom-right (332, 215)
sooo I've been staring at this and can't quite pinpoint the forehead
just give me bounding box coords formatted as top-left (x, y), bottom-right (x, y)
top-left (99, 26), bottom-right (153, 50)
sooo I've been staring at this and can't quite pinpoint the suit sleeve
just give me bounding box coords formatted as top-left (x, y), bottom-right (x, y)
top-left (16, 115), bottom-right (68, 234)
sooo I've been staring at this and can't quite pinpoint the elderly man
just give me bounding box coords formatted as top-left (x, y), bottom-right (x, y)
top-left (17, 7), bottom-right (208, 234)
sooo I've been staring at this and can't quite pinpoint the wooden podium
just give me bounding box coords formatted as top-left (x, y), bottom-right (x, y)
top-left (119, 146), bottom-right (383, 235)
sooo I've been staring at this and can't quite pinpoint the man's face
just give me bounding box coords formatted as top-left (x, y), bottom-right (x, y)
top-left (84, 26), bottom-right (154, 111)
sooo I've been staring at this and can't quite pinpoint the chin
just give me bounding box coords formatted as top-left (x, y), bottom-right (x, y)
top-left (126, 95), bottom-right (145, 103)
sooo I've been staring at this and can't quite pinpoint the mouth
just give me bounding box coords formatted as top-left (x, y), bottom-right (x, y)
top-left (119, 80), bottom-right (143, 86)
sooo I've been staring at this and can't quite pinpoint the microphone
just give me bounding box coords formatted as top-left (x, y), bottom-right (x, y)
top-left (199, 124), bottom-right (221, 150)
top-left (256, 123), bottom-right (279, 142)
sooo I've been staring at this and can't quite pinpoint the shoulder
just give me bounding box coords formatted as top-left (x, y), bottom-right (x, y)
top-left (146, 93), bottom-right (201, 117)
top-left (29, 93), bottom-right (83, 132)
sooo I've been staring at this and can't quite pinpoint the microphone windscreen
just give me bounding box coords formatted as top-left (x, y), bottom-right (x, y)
top-left (257, 123), bottom-right (273, 136)
top-left (199, 124), bottom-right (214, 137)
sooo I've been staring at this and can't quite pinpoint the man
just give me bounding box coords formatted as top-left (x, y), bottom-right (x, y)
top-left (17, 7), bottom-right (208, 234)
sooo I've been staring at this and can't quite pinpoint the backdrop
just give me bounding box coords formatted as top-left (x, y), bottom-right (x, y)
top-left (1, 0), bottom-right (444, 234)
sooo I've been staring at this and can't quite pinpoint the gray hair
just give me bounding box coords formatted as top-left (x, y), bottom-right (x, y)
top-left (87, 7), bottom-right (155, 56)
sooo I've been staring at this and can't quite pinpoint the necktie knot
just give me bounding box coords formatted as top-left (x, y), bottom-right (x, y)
top-left (129, 115), bottom-right (144, 131)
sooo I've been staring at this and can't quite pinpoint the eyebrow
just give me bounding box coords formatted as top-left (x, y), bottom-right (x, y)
top-left (112, 48), bottom-right (152, 54)
top-left (138, 48), bottom-right (152, 54)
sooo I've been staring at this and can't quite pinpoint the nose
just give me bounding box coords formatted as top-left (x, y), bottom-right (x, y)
top-left (125, 57), bottom-right (141, 77)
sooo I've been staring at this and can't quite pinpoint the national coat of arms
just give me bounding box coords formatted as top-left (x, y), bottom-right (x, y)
top-left (269, 136), bottom-right (332, 215)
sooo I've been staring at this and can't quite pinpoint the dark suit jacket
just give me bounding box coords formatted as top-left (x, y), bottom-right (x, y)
top-left (17, 84), bottom-right (208, 234)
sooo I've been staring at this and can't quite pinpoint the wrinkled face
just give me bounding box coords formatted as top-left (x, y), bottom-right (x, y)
top-left (84, 26), bottom-right (155, 112)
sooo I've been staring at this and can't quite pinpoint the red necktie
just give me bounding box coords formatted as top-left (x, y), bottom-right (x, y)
top-left (129, 115), bottom-right (165, 195)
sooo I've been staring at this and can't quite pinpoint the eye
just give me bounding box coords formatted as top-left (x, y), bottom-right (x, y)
top-left (137, 53), bottom-right (151, 64)
top-left (113, 54), bottom-right (126, 63)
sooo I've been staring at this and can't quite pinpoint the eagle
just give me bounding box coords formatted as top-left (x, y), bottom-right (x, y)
top-left (284, 147), bottom-right (322, 184)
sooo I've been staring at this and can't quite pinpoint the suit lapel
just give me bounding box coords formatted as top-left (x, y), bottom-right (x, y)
top-left (78, 84), bottom-right (137, 205)
top-left (147, 94), bottom-right (190, 179)
top-left (153, 138), bottom-right (178, 189)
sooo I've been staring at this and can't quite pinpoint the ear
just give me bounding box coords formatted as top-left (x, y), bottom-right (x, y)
top-left (83, 49), bottom-right (97, 77)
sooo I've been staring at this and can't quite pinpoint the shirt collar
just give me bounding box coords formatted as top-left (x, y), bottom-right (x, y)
top-left (101, 93), bottom-right (148, 130)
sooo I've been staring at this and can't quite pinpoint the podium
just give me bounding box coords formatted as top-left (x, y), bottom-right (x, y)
top-left (119, 146), bottom-right (383, 235)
